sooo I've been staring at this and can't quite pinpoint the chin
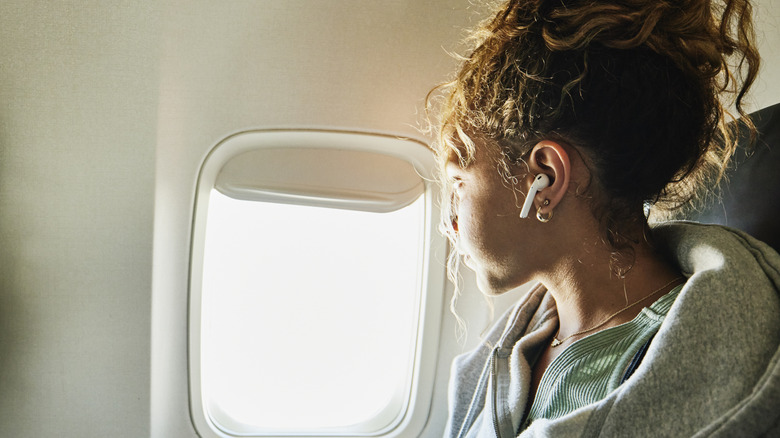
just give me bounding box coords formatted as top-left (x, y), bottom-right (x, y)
top-left (475, 274), bottom-right (514, 297)
top-left (466, 256), bottom-right (525, 296)
top-left (473, 265), bottom-right (535, 296)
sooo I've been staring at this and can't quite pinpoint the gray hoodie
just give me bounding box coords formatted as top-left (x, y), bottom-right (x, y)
top-left (445, 222), bottom-right (780, 437)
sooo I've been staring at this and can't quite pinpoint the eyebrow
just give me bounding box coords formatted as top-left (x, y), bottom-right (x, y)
top-left (444, 162), bottom-right (463, 178)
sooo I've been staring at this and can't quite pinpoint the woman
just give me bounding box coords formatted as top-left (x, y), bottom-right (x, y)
top-left (431, 0), bottom-right (780, 436)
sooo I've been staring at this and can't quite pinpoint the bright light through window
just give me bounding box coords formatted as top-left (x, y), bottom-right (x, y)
top-left (200, 190), bottom-right (425, 434)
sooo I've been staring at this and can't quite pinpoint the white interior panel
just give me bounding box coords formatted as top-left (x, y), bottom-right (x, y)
top-left (214, 135), bottom-right (425, 212)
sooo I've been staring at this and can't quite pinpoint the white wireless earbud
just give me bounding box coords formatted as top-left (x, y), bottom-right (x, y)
top-left (519, 174), bottom-right (550, 218)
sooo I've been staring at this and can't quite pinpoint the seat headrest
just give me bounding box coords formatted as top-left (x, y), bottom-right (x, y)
top-left (688, 102), bottom-right (780, 253)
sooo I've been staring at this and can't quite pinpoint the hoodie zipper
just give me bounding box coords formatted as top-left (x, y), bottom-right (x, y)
top-left (491, 347), bottom-right (514, 438)
top-left (490, 350), bottom-right (503, 438)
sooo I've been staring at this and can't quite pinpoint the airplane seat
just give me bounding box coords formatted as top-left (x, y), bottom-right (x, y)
top-left (684, 102), bottom-right (780, 254)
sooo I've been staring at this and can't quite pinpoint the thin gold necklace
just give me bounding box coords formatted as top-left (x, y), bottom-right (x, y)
top-left (550, 277), bottom-right (683, 348)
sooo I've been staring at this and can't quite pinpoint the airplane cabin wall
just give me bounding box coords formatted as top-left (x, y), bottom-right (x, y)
top-left (752, 1), bottom-right (780, 111)
top-left (0, 1), bottom-right (161, 436)
top-left (0, 1), bottom-right (777, 437)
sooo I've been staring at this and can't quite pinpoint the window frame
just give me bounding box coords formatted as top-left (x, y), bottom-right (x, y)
top-left (188, 129), bottom-right (446, 438)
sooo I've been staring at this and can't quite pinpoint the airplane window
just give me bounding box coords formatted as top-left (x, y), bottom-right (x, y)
top-left (201, 192), bottom-right (422, 434)
top-left (189, 131), bottom-right (445, 437)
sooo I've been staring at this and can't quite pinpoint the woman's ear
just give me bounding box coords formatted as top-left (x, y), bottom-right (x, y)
top-left (525, 140), bottom-right (571, 215)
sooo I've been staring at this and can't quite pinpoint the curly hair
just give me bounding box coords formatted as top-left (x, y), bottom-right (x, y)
top-left (430, 0), bottom-right (760, 260)
top-left (427, 0), bottom-right (760, 323)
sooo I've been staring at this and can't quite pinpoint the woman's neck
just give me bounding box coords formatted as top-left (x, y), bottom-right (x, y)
top-left (540, 236), bottom-right (682, 344)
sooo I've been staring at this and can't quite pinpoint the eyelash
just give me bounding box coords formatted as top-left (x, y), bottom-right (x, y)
top-left (448, 189), bottom-right (460, 218)
top-left (448, 194), bottom-right (459, 231)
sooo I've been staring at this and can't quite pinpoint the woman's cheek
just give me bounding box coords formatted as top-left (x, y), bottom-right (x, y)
top-left (455, 202), bottom-right (479, 251)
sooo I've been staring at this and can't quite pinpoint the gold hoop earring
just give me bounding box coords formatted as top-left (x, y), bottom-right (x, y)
top-left (537, 200), bottom-right (553, 223)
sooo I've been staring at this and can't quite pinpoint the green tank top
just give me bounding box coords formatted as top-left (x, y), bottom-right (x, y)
top-left (524, 285), bottom-right (683, 428)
